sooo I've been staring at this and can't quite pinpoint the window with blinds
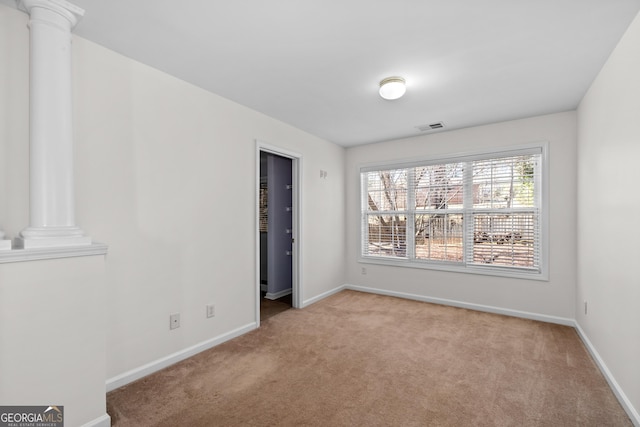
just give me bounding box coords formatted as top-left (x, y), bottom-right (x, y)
top-left (361, 145), bottom-right (547, 279)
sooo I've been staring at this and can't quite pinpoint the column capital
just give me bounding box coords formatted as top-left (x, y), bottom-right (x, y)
top-left (18, 0), bottom-right (84, 29)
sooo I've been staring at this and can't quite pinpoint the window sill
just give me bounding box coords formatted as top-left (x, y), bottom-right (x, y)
top-left (359, 256), bottom-right (548, 281)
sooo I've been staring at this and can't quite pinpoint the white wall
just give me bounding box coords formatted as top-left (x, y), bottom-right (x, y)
top-left (577, 11), bottom-right (640, 422)
top-left (0, 3), bottom-right (345, 384)
top-left (0, 4), bottom-right (29, 235)
top-left (1, 8), bottom-right (110, 426)
top-left (3, 0), bottom-right (637, 420)
top-left (345, 112), bottom-right (577, 320)
top-left (0, 256), bottom-right (108, 427)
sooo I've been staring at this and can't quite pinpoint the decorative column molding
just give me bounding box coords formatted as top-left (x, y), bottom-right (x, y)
top-left (16, 0), bottom-right (91, 249)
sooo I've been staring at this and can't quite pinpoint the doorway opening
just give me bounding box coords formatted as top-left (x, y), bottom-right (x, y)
top-left (256, 143), bottom-right (301, 326)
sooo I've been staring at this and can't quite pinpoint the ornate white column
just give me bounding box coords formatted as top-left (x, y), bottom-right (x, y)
top-left (16, 0), bottom-right (91, 249)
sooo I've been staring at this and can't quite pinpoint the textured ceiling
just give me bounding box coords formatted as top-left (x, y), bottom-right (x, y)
top-left (3, 0), bottom-right (640, 146)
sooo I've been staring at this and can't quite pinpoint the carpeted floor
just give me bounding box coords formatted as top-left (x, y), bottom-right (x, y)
top-left (107, 290), bottom-right (631, 426)
top-left (260, 292), bottom-right (292, 322)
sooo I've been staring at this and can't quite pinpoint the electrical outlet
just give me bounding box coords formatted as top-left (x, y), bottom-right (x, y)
top-left (170, 313), bottom-right (180, 330)
top-left (361, 267), bottom-right (367, 275)
top-left (206, 304), bottom-right (215, 318)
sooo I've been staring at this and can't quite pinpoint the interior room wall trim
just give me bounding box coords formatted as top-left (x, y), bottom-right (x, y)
top-left (575, 323), bottom-right (640, 426)
top-left (102, 281), bottom-right (638, 425)
top-left (345, 284), bottom-right (637, 424)
top-left (344, 284), bottom-right (574, 326)
top-left (0, 242), bottom-right (108, 263)
top-left (304, 283), bottom-right (575, 325)
top-left (301, 285), bottom-right (346, 308)
top-left (106, 322), bottom-right (256, 392)
top-left (265, 288), bottom-right (293, 300)
top-left (79, 414), bottom-right (111, 427)
top-left (300, 280), bottom-right (636, 426)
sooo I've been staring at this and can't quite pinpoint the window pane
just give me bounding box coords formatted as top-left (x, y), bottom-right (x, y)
top-left (360, 147), bottom-right (544, 278)
top-left (415, 163), bottom-right (464, 210)
top-left (415, 214), bottom-right (463, 262)
top-left (472, 213), bottom-right (537, 268)
top-left (366, 169), bottom-right (407, 211)
top-left (364, 214), bottom-right (407, 258)
top-left (473, 155), bottom-right (537, 209)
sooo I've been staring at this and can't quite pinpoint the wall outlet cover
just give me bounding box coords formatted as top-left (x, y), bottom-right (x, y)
top-left (170, 313), bottom-right (180, 329)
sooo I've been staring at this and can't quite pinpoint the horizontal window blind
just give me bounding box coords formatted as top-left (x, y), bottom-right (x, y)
top-left (361, 146), bottom-right (545, 277)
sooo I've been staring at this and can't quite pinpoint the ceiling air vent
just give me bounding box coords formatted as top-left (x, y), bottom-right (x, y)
top-left (416, 122), bottom-right (445, 132)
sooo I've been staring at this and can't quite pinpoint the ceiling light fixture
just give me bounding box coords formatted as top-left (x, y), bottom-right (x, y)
top-left (379, 76), bottom-right (406, 100)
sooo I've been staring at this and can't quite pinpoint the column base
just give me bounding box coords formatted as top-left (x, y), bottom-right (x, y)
top-left (0, 240), bottom-right (11, 250)
top-left (16, 226), bottom-right (92, 249)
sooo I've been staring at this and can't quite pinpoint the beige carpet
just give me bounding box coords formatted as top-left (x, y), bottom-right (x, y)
top-left (260, 293), bottom-right (292, 322)
top-left (107, 290), bottom-right (631, 426)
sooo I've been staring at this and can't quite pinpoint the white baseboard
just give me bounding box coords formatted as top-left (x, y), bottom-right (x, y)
top-left (301, 285), bottom-right (346, 308)
top-left (80, 413), bottom-right (111, 427)
top-left (345, 284), bottom-right (637, 425)
top-left (106, 285), bottom-right (343, 392)
top-left (106, 322), bottom-right (257, 392)
top-left (265, 288), bottom-right (292, 300)
top-left (103, 285), bottom-right (637, 426)
top-left (344, 284), bottom-right (575, 326)
top-left (574, 323), bottom-right (639, 426)
top-left (107, 284), bottom-right (347, 392)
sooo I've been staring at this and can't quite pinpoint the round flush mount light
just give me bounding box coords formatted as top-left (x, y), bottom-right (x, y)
top-left (379, 76), bottom-right (406, 100)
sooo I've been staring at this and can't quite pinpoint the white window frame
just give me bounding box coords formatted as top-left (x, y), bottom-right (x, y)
top-left (359, 143), bottom-right (549, 281)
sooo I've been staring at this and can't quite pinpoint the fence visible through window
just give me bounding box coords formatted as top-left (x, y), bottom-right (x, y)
top-left (361, 145), bottom-right (545, 277)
